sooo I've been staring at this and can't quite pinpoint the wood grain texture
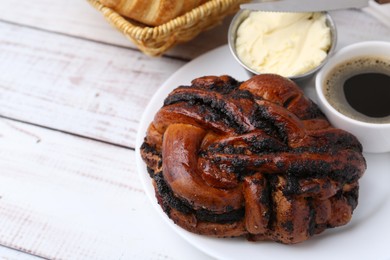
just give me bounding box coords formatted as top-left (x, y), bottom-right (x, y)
top-left (0, 21), bottom-right (184, 149)
top-left (0, 3), bottom-right (389, 259)
top-left (0, 118), bottom-right (212, 260)
top-left (0, 0), bottom-right (232, 60)
top-left (2, 10), bottom-right (390, 150)
top-left (330, 9), bottom-right (390, 48)
top-left (0, 245), bottom-right (42, 260)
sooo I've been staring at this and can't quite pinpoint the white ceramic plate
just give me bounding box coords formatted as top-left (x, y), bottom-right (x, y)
top-left (135, 45), bottom-right (390, 260)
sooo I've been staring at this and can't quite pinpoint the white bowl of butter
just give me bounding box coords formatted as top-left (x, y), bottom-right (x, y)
top-left (228, 10), bottom-right (337, 81)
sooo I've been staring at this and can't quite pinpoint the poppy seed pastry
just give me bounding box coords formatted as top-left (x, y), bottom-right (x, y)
top-left (140, 74), bottom-right (366, 244)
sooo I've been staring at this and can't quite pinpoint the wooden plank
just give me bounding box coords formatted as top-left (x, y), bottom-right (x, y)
top-left (0, 0), bottom-right (232, 60)
top-left (0, 118), bottom-right (212, 260)
top-left (0, 21), bottom-right (184, 149)
top-left (330, 9), bottom-right (390, 48)
top-left (1, 9), bottom-right (389, 151)
top-left (363, 1), bottom-right (390, 29)
top-left (0, 245), bottom-right (42, 260)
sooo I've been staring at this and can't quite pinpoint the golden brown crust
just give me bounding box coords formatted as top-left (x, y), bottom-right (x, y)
top-left (100, 0), bottom-right (209, 26)
top-left (169, 208), bottom-right (247, 237)
top-left (141, 74), bottom-right (366, 244)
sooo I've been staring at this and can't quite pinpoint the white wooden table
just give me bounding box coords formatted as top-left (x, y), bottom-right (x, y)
top-left (0, 1), bottom-right (389, 259)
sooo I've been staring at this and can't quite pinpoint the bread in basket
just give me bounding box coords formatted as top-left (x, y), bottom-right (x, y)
top-left (88, 0), bottom-right (249, 56)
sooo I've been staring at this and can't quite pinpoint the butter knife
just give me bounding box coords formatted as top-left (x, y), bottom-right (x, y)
top-left (241, 0), bottom-right (369, 12)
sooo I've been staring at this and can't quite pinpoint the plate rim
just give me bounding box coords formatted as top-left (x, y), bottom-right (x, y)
top-left (135, 45), bottom-right (390, 260)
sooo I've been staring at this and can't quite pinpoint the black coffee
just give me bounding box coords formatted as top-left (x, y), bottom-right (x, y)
top-left (344, 73), bottom-right (390, 118)
top-left (324, 56), bottom-right (390, 124)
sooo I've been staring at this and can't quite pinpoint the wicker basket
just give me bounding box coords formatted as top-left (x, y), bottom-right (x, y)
top-left (87, 0), bottom-right (249, 56)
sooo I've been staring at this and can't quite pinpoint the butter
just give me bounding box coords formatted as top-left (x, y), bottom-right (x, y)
top-left (235, 12), bottom-right (331, 77)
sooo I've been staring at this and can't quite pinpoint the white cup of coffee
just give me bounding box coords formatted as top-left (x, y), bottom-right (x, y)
top-left (315, 41), bottom-right (390, 153)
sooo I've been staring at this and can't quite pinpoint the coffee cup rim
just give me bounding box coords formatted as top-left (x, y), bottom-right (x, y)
top-left (315, 41), bottom-right (390, 129)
